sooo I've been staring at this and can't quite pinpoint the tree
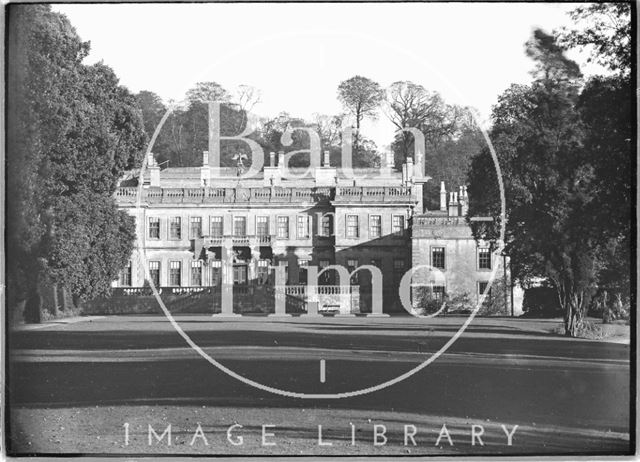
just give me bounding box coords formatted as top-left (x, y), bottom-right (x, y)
top-left (577, 76), bottom-right (632, 299)
top-left (467, 29), bottom-right (607, 336)
top-left (234, 85), bottom-right (262, 113)
top-left (7, 5), bottom-right (146, 322)
top-left (45, 193), bottom-right (136, 300)
top-left (185, 81), bottom-right (230, 104)
top-left (560, 4), bottom-right (633, 312)
top-left (385, 82), bottom-right (457, 162)
top-left (384, 81), bottom-right (483, 206)
top-left (337, 76), bottom-right (384, 154)
top-left (558, 3), bottom-right (631, 77)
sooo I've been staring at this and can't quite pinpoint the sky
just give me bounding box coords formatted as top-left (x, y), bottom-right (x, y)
top-left (53, 2), bottom-right (602, 151)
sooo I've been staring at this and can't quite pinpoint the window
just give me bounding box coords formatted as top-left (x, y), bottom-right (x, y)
top-left (393, 259), bottom-right (405, 284)
top-left (321, 214), bottom-right (333, 237)
top-left (119, 261), bottom-right (132, 286)
top-left (257, 259), bottom-right (270, 284)
top-left (297, 215), bottom-right (309, 239)
top-left (233, 265), bottom-right (247, 285)
top-left (210, 216), bottom-right (223, 237)
top-left (189, 217), bottom-right (202, 239)
top-left (148, 217), bottom-right (160, 239)
top-left (191, 261), bottom-right (202, 286)
top-left (347, 258), bottom-right (359, 284)
top-left (277, 216), bottom-right (289, 239)
top-left (211, 260), bottom-right (221, 286)
top-left (346, 215), bottom-right (359, 238)
top-left (319, 259), bottom-right (331, 284)
top-left (432, 286), bottom-right (446, 302)
top-left (478, 281), bottom-right (492, 302)
top-left (169, 261), bottom-right (181, 286)
top-left (432, 247), bottom-right (445, 269)
top-left (149, 261), bottom-right (160, 288)
top-left (233, 216), bottom-right (247, 237)
top-left (298, 260), bottom-right (308, 285)
top-left (392, 215), bottom-right (405, 236)
top-left (478, 247), bottom-right (492, 270)
top-left (256, 216), bottom-right (269, 237)
top-left (369, 215), bottom-right (382, 238)
top-left (169, 217), bottom-right (182, 239)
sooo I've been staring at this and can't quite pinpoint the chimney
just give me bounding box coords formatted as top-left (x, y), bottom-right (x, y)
top-left (440, 181), bottom-right (447, 211)
top-left (278, 150), bottom-right (285, 169)
top-left (148, 152), bottom-right (160, 187)
top-left (202, 150), bottom-right (209, 166)
top-left (269, 151), bottom-right (275, 167)
top-left (314, 150), bottom-right (337, 186)
top-left (448, 191), bottom-right (459, 217)
top-left (461, 185), bottom-right (469, 216)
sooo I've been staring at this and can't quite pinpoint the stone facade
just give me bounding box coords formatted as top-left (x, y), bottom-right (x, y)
top-left (108, 151), bottom-right (522, 315)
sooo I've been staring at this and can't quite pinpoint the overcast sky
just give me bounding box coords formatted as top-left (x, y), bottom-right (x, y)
top-left (53, 2), bottom-right (602, 151)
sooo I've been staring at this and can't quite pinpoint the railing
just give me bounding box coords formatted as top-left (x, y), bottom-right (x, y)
top-left (113, 287), bottom-right (155, 296)
top-left (197, 235), bottom-right (273, 246)
top-left (413, 215), bottom-right (468, 227)
top-left (111, 286), bottom-right (219, 296)
top-left (283, 285), bottom-right (359, 297)
top-left (116, 187), bottom-right (337, 204)
top-left (111, 284), bottom-right (359, 314)
top-left (334, 186), bottom-right (413, 203)
top-left (118, 185), bottom-right (422, 205)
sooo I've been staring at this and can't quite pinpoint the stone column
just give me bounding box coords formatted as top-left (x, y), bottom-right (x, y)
top-left (212, 238), bottom-right (240, 317)
top-left (249, 246), bottom-right (260, 282)
top-left (268, 263), bottom-right (290, 318)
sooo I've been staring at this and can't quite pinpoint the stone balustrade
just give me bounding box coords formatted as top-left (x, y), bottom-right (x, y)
top-left (333, 186), bottom-right (413, 203)
top-left (115, 185), bottom-right (412, 205)
top-left (115, 186), bottom-right (334, 204)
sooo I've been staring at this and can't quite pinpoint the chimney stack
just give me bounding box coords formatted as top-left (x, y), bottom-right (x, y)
top-left (448, 191), bottom-right (459, 217)
top-left (461, 185), bottom-right (469, 216)
top-left (269, 151), bottom-right (275, 167)
top-left (202, 150), bottom-right (209, 166)
top-left (278, 150), bottom-right (285, 169)
top-left (323, 150), bottom-right (330, 167)
top-left (148, 152), bottom-right (160, 187)
top-left (440, 181), bottom-right (447, 211)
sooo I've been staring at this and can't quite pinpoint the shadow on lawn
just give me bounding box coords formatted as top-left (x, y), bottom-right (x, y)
top-left (7, 353), bottom-right (631, 436)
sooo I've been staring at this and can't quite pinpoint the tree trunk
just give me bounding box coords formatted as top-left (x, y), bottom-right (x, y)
top-left (23, 274), bottom-right (42, 324)
top-left (560, 287), bottom-right (587, 337)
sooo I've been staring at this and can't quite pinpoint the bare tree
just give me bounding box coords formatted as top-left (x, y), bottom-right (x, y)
top-left (234, 85), bottom-right (262, 113)
top-left (385, 81), bottom-right (463, 162)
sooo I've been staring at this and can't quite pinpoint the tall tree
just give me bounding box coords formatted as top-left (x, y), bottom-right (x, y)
top-left (337, 76), bottom-right (384, 154)
top-left (560, 4), bottom-right (633, 303)
top-left (7, 5), bottom-right (146, 322)
top-left (467, 29), bottom-right (606, 336)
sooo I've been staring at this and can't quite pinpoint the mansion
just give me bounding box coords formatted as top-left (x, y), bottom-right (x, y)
top-left (111, 150), bottom-right (522, 316)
